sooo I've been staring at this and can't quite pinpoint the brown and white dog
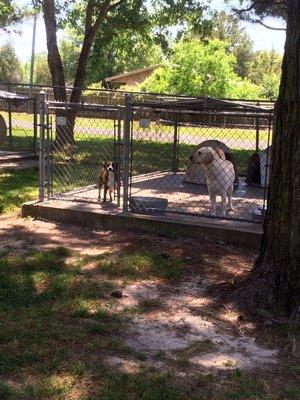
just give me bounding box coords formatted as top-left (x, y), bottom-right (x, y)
top-left (190, 147), bottom-right (235, 217)
top-left (98, 161), bottom-right (115, 202)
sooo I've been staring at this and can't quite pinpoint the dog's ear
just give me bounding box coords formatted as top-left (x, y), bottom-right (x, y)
top-left (205, 150), bottom-right (214, 164)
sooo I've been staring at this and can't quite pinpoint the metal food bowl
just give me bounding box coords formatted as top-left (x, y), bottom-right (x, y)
top-left (129, 196), bottom-right (168, 215)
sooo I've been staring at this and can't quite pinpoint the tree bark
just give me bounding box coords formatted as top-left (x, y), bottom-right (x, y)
top-left (41, 0), bottom-right (113, 144)
top-left (42, 0), bottom-right (71, 144)
top-left (232, 0), bottom-right (300, 315)
top-left (42, 0), bottom-right (66, 101)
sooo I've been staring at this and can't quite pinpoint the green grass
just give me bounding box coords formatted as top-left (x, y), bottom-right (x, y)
top-left (96, 251), bottom-right (183, 280)
top-left (0, 242), bottom-right (299, 399)
top-left (0, 128), bottom-right (36, 152)
top-left (0, 167), bottom-right (38, 214)
top-left (8, 111), bottom-right (269, 141)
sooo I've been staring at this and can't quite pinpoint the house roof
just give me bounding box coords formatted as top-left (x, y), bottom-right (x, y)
top-left (105, 65), bottom-right (161, 83)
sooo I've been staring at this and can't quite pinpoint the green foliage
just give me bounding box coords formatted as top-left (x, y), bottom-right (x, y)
top-left (83, 82), bottom-right (105, 96)
top-left (248, 50), bottom-right (282, 86)
top-left (30, 38), bottom-right (81, 85)
top-left (234, 0), bottom-right (287, 22)
top-left (87, 30), bottom-right (163, 86)
top-left (0, 43), bottom-right (23, 82)
top-left (64, 0), bottom-right (208, 86)
top-left (141, 39), bottom-right (263, 99)
top-left (229, 78), bottom-right (261, 100)
top-left (32, 52), bottom-right (52, 85)
top-left (189, 11), bottom-right (254, 79)
top-left (60, 37), bottom-right (81, 84)
top-left (260, 72), bottom-right (280, 100)
top-left (0, 0), bottom-right (23, 28)
top-left (210, 11), bottom-right (254, 78)
top-left (141, 39), bottom-right (238, 97)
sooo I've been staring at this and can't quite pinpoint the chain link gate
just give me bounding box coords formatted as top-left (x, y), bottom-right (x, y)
top-left (39, 95), bottom-right (123, 206)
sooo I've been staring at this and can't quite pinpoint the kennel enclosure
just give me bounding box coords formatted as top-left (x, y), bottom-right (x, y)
top-left (35, 91), bottom-right (273, 223)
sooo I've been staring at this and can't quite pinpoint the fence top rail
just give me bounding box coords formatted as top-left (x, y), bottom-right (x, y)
top-left (46, 100), bottom-right (122, 113)
top-left (0, 80), bottom-right (275, 106)
top-left (132, 97), bottom-right (274, 114)
top-left (131, 104), bottom-right (274, 117)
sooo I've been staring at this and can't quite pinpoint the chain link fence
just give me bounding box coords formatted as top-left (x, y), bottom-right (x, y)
top-left (127, 96), bottom-right (273, 222)
top-left (43, 100), bottom-right (122, 206)
top-left (0, 94), bottom-right (37, 153)
top-left (34, 90), bottom-right (274, 223)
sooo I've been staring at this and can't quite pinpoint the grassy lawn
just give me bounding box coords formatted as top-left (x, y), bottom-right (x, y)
top-left (0, 131), bottom-right (298, 400)
top-left (0, 232), bottom-right (299, 400)
top-left (3, 111), bottom-right (270, 146)
top-left (0, 128), bottom-right (36, 152)
top-left (0, 167), bottom-right (38, 214)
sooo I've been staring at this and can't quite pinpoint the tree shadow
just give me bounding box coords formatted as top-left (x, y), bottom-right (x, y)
top-left (1, 220), bottom-right (277, 400)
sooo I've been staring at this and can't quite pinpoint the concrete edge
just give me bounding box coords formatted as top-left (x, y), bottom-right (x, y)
top-left (22, 201), bottom-right (263, 249)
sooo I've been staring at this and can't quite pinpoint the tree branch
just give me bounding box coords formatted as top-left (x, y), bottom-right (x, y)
top-left (85, 0), bottom-right (95, 32)
top-left (108, 0), bottom-right (127, 12)
top-left (255, 19), bottom-right (286, 31)
top-left (91, 0), bottom-right (111, 34)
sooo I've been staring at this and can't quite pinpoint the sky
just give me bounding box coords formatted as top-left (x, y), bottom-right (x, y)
top-left (0, 0), bottom-right (286, 63)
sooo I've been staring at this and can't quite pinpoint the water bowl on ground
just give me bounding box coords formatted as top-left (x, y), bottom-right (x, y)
top-left (129, 196), bottom-right (168, 215)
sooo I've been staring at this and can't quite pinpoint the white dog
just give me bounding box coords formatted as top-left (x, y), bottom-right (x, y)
top-left (190, 147), bottom-right (235, 217)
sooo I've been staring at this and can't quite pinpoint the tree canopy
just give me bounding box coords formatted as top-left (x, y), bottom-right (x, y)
top-left (0, 43), bottom-right (23, 82)
top-left (141, 39), bottom-right (263, 99)
top-left (0, 0), bottom-right (23, 29)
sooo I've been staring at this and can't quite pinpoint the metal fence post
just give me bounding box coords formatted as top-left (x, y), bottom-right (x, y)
top-left (7, 81), bottom-right (12, 149)
top-left (255, 102), bottom-right (260, 152)
top-left (38, 91), bottom-right (46, 202)
top-left (123, 94), bottom-right (132, 212)
top-left (33, 98), bottom-right (38, 154)
top-left (172, 113), bottom-right (179, 172)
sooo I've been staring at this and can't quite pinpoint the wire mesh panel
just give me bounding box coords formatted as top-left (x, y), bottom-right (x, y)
top-left (0, 97), bottom-right (37, 153)
top-left (46, 101), bottom-right (122, 205)
top-left (128, 99), bottom-right (273, 222)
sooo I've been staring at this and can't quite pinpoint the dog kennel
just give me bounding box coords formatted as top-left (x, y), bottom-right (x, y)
top-left (38, 93), bottom-right (273, 223)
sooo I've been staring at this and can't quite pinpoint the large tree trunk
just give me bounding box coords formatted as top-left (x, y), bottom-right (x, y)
top-left (42, 0), bottom-right (71, 145)
top-left (233, 0), bottom-right (300, 315)
top-left (42, 0), bottom-right (112, 145)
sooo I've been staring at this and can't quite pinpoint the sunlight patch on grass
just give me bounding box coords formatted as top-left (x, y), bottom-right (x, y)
top-left (0, 167), bottom-right (38, 214)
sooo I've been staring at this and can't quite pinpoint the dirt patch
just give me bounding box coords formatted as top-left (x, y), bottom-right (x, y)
top-left (115, 280), bottom-right (277, 372)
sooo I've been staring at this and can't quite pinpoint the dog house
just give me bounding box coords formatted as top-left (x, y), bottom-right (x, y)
top-left (184, 140), bottom-right (239, 186)
top-left (246, 146), bottom-right (272, 187)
